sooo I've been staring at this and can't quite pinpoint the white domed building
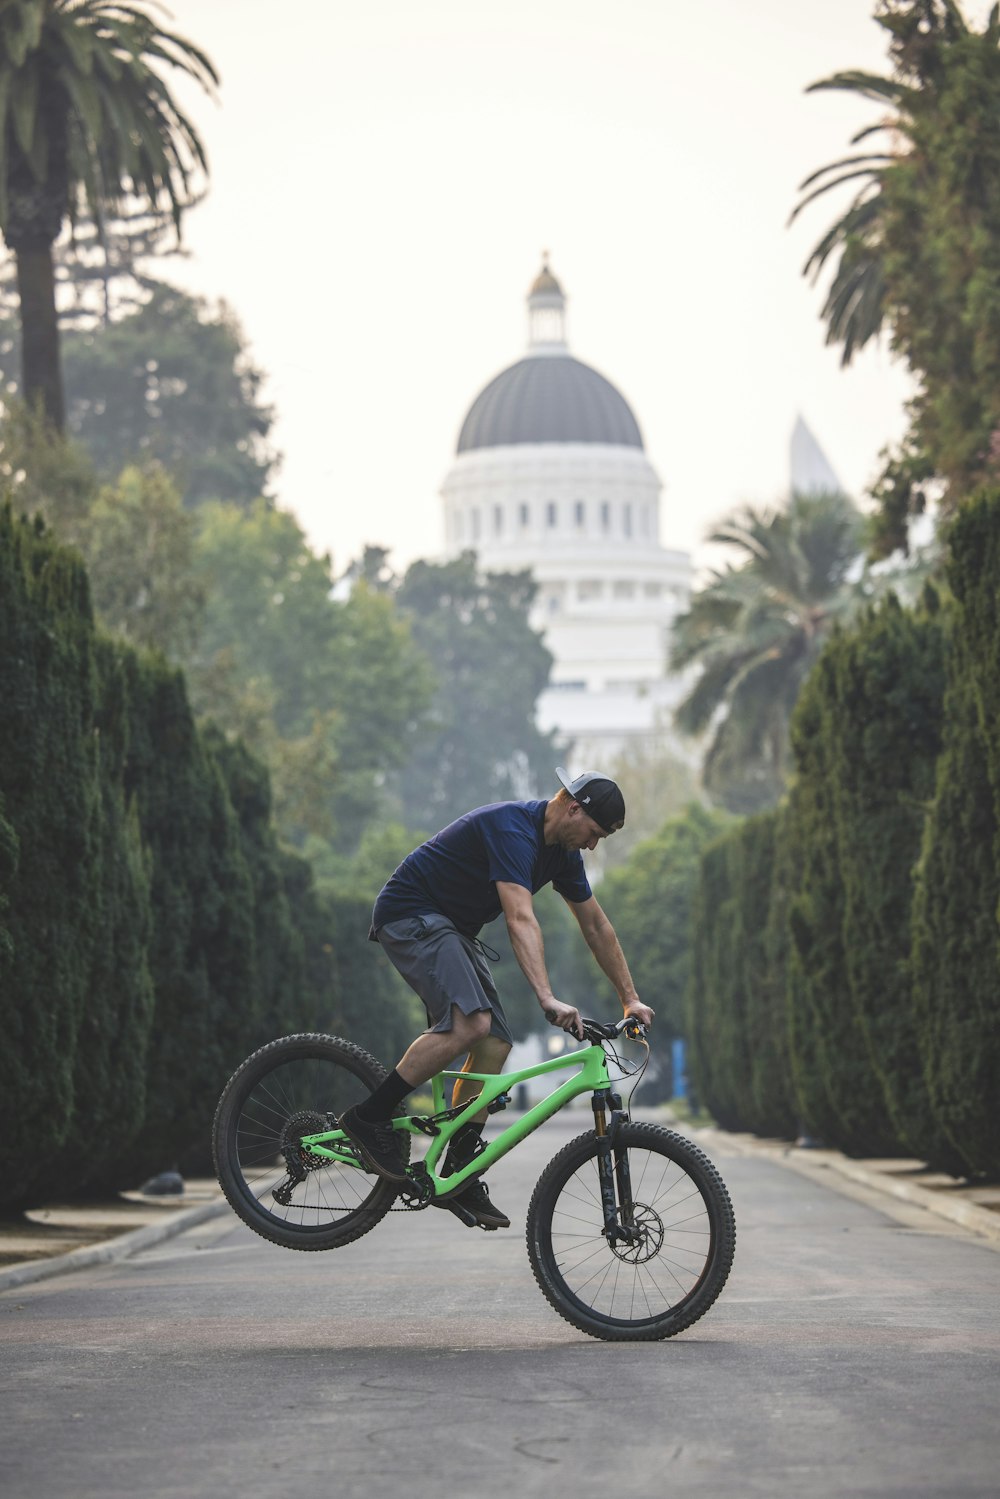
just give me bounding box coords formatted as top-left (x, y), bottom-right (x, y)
top-left (441, 261), bottom-right (692, 763)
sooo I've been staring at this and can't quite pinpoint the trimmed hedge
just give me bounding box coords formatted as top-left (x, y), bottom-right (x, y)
top-left (688, 811), bottom-right (797, 1137)
top-left (783, 595), bottom-right (952, 1160)
top-left (686, 543), bottom-right (998, 1174)
top-left (0, 511), bottom-right (154, 1204)
top-left (0, 509), bottom-right (414, 1209)
top-left (911, 491), bottom-right (1000, 1177)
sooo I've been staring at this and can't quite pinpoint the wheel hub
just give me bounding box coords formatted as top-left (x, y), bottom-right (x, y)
top-left (609, 1203), bottom-right (665, 1263)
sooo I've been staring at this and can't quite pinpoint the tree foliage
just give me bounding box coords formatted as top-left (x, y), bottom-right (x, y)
top-left (186, 502), bottom-right (433, 853)
top-left (0, 250), bottom-right (278, 505)
top-left (393, 551), bottom-right (560, 830)
top-left (794, 1), bottom-right (1000, 554)
top-left (59, 285), bottom-right (277, 505)
top-left (670, 490), bottom-right (864, 812)
top-left (0, 404), bottom-right (205, 656)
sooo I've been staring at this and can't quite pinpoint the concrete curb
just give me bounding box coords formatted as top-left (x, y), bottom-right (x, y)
top-left (0, 1198), bottom-right (231, 1293)
top-left (697, 1127), bottom-right (1000, 1246)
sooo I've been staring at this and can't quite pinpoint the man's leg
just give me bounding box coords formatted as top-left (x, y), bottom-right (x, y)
top-left (434, 1034), bottom-right (513, 1229)
top-left (338, 1007), bottom-right (491, 1182)
top-left (396, 1008), bottom-right (494, 1091)
top-left (450, 1034), bottom-right (513, 1116)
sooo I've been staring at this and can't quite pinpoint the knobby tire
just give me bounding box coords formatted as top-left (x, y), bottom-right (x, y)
top-left (213, 1032), bottom-right (408, 1252)
top-left (526, 1122), bottom-right (735, 1341)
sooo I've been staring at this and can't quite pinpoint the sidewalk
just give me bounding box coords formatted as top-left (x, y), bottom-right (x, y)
top-left (2, 1124), bottom-right (998, 1294)
top-left (688, 1123), bottom-right (1000, 1248)
top-left (0, 1180), bottom-right (229, 1292)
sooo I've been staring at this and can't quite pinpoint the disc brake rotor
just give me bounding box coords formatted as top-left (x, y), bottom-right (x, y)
top-left (610, 1203), bottom-right (665, 1264)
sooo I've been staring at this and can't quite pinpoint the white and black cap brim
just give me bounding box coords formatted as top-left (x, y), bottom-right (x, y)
top-left (555, 765), bottom-right (626, 831)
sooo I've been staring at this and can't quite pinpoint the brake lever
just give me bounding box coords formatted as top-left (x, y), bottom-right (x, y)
top-left (621, 1019), bottom-right (647, 1041)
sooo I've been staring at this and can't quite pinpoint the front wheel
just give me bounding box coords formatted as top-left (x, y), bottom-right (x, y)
top-left (526, 1122), bottom-right (735, 1341)
top-left (212, 1032), bottom-right (409, 1252)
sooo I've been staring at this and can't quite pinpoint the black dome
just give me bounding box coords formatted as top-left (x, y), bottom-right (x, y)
top-left (457, 355), bottom-right (644, 453)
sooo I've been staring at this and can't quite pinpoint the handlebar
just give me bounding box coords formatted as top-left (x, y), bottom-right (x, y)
top-left (544, 1011), bottom-right (647, 1044)
top-left (580, 1016), bottom-right (646, 1044)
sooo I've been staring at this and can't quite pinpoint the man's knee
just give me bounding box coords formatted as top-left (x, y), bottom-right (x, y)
top-left (452, 1006), bottom-right (492, 1044)
top-left (479, 1035), bottom-right (511, 1063)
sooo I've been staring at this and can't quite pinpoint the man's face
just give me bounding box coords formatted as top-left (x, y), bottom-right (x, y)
top-left (561, 804), bottom-right (619, 852)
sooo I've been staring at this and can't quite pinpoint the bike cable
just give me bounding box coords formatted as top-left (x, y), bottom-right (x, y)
top-left (604, 1029), bottom-right (651, 1112)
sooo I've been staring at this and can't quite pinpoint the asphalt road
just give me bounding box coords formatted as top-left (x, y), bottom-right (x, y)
top-left (2, 1110), bottom-right (998, 1499)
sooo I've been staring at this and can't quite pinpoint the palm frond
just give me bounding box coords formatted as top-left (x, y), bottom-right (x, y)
top-left (805, 70), bottom-right (915, 109)
top-left (821, 254), bottom-right (887, 362)
top-left (790, 166), bottom-right (890, 221)
top-left (796, 153), bottom-right (894, 195)
top-left (802, 192), bottom-right (883, 280)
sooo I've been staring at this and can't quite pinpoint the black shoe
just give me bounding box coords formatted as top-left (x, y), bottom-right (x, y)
top-left (338, 1105), bottom-right (408, 1183)
top-left (434, 1178), bottom-right (511, 1230)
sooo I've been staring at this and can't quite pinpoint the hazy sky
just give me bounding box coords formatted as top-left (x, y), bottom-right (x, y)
top-left (157, 0), bottom-right (957, 574)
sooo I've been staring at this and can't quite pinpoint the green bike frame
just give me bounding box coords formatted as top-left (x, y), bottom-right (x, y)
top-left (298, 1042), bottom-right (616, 1198)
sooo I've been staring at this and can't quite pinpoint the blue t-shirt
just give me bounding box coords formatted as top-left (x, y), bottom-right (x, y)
top-left (372, 800), bottom-right (593, 938)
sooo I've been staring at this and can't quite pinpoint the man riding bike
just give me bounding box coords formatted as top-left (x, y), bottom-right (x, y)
top-left (338, 767), bottom-right (654, 1230)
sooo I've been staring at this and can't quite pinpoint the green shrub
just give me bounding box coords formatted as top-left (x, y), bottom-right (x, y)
top-left (785, 619), bottom-right (917, 1159)
top-left (687, 813), bottom-right (797, 1135)
top-left (0, 510), bottom-right (154, 1206)
top-left (912, 490), bottom-right (1000, 1177)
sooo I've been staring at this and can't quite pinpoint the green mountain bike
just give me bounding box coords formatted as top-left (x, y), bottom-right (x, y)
top-left (212, 1017), bottom-right (736, 1342)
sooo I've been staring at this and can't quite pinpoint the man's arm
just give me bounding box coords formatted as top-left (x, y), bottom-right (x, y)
top-left (496, 881), bottom-right (583, 1039)
top-left (566, 895), bottom-right (655, 1027)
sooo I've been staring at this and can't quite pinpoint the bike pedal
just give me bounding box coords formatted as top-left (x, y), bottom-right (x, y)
top-left (452, 1203), bottom-right (479, 1227)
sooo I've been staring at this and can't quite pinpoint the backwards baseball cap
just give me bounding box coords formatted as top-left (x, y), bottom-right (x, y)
top-left (555, 766), bottom-right (626, 833)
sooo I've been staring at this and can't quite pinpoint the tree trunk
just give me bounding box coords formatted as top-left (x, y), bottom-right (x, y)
top-left (15, 242), bottom-right (65, 432)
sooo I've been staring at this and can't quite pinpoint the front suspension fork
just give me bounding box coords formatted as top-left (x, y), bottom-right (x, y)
top-left (592, 1089), bottom-right (639, 1246)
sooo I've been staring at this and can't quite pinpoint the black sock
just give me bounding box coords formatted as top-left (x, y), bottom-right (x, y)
top-left (356, 1069), bottom-right (414, 1124)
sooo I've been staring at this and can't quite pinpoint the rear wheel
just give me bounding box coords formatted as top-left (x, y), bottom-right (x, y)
top-left (212, 1033), bottom-right (409, 1251)
top-left (526, 1122), bottom-right (735, 1341)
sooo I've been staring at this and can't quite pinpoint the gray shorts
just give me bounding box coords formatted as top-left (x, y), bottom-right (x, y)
top-left (376, 912), bottom-right (514, 1046)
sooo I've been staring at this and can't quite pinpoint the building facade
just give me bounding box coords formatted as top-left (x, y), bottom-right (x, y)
top-left (440, 262), bottom-right (691, 763)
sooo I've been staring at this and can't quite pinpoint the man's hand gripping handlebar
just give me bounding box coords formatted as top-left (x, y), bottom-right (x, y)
top-left (544, 1011), bottom-right (648, 1045)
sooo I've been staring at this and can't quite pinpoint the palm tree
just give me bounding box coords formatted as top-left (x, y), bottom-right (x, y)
top-left (0, 0), bottom-right (217, 430)
top-left (789, 2), bottom-right (982, 366)
top-left (670, 491), bottom-right (864, 814)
